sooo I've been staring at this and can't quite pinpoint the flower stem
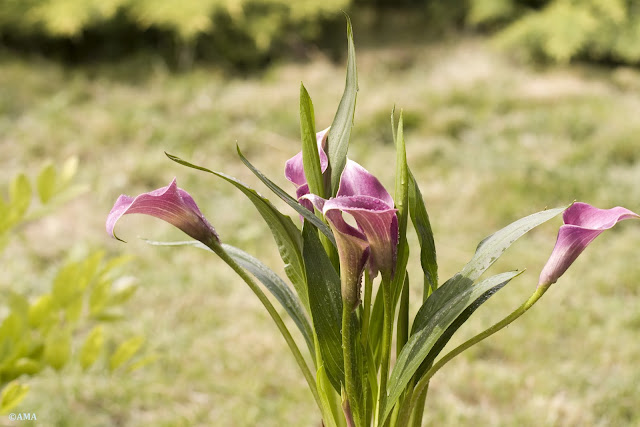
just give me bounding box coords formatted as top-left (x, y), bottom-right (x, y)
top-left (376, 277), bottom-right (394, 426)
top-left (406, 284), bottom-right (550, 419)
top-left (208, 241), bottom-right (322, 411)
top-left (342, 304), bottom-right (360, 426)
top-left (362, 270), bottom-right (373, 346)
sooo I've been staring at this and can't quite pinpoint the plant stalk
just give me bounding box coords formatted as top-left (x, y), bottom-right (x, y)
top-left (376, 276), bottom-right (394, 426)
top-left (209, 241), bottom-right (322, 411)
top-left (406, 284), bottom-right (550, 418)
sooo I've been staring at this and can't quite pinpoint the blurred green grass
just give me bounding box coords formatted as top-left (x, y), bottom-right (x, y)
top-left (1, 37), bottom-right (640, 426)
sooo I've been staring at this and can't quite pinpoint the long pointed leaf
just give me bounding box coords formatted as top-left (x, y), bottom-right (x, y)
top-left (393, 112), bottom-right (409, 298)
top-left (235, 146), bottom-right (336, 247)
top-left (300, 83), bottom-right (325, 198)
top-left (327, 15), bottom-right (358, 196)
top-left (408, 169), bottom-right (438, 297)
top-left (455, 206), bottom-right (568, 287)
top-left (302, 221), bottom-right (344, 392)
top-left (166, 153), bottom-right (310, 312)
top-left (417, 274), bottom-right (512, 378)
top-left (144, 239), bottom-right (315, 357)
top-left (382, 271), bottom-right (521, 423)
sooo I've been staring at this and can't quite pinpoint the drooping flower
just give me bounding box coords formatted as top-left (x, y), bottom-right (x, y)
top-left (324, 204), bottom-right (371, 310)
top-left (106, 178), bottom-right (219, 246)
top-left (538, 202), bottom-right (639, 287)
top-left (284, 127), bottom-right (330, 210)
top-left (304, 160), bottom-right (399, 283)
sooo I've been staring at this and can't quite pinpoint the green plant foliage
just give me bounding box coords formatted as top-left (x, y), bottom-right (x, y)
top-left (0, 382), bottom-right (29, 414)
top-left (0, 162), bottom-right (147, 413)
top-left (109, 336), bottom-right (145, 371)
top-left (470, 0), bottom-right (640, 64)
top-left (0, 0), bottom-right (349, 66)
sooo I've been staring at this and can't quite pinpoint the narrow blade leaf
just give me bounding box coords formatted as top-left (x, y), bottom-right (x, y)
top-left (300, 83), bottom-right (325, 198)
top-left (327, 15), bottom-right (358, 196)
top-left (235, 146), bottom-right (336, 247)
top-left (222, 243), bottom-right (315, 356)
top-left (144, 239), bottom-right (314, 356)
top-left (408, 169), bottom-right (438, 296)
top-left (392, 111), bottom-right (409, 298)
top-left (382, 271), bottom-right (521, 422)
top-left (302, 221), bottom-right (344, 392)
top-left (166, 152), bottom-right (310, 312)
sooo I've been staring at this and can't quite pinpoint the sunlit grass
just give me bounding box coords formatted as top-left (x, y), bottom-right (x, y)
top-left (2, 37), bottom-right (639, 425)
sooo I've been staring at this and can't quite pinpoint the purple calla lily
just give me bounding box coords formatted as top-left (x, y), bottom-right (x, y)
top-left (324, 206), bottom-right (371, 310)
top-left (285, 127), bottom-right (330, 210)
top-left (107, 178), bottom-right (219, 246)
top-left (304, 160), bottom-right (399, 283)
top-left (538, 202), bottom-right (639, 287)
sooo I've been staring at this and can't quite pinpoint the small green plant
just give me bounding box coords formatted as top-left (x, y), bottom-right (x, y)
top-left (0, 160), bottom-right (148, 414)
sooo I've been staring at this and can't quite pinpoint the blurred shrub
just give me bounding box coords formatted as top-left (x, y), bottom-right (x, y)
top-left (470, 0), bottom-right (640, 64)
top-left (0, 0), bottom-right (349, 67)
top-left (0, 159), bottom-right (149, 413)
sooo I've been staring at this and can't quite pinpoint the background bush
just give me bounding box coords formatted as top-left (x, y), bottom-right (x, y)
top-left (0, 0), bottom-right (349, 67)
top-left (4, 0), bottom-right (639, 66)
top-left (470, 0), bottom-right (640, 64)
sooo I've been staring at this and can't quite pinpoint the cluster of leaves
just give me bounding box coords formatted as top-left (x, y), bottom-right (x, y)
top-left (0, 161), bottom-right (148, 414)
top-left (157, 19), bottom-right (568, 426)
top-left (0, 0), bottom-right (348, 66)
top-left (469, 0), bottom-right (640, 64)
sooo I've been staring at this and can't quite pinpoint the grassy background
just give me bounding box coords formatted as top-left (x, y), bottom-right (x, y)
top-left (2, 34), bottom-right (640, 425)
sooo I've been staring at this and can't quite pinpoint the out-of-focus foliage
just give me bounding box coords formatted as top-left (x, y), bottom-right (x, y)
top-left (0, 0), bottom-right (349, 66)
top-left (3, 0), bottom-right (640, 66)
top-left (0, 161), bottom-right (148, 414)
top-left (470, 0), bottom-right (640, 64)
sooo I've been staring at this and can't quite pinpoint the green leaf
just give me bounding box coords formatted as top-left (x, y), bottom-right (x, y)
top-left (408, 169), bottom-right (438, 296)
top-left (0, 381), bottom-right (29, 414)
top-left (234, 146), bottom-right (335, 247)
top-left (89, 279), bottom-right (111, 316)
top-left (460, 206), bottom-right (567, 284)
top-left (300, 83), bottom-right (325, 198)
top-left (6, 358), bottom-right (41, 377)
top-left (0, 314), bottom-right (26, 361)
top-left (392, 111), bottom-right (409, 299)
top-left (382, 271), bottom-right (521, 422)
top-left (7, 292), bottom-right (29, 319)
top-left (396, 274), bottom-right (409, 357)
top-left (5, 173), bottom-right (31, 230)
top-left (109, 336), bottom-right (144, 371)
top-left (80, 325), bottom-right (104, 370)
top-left (302, 221), bottom-right (344, 392)
top-left (221, 243), bottom-right (315, 356)
top-left (144, 238), bottom-right (315, 355)
top-left (316, 365), bottom-right (339, 427)
top-left (326, 15), bottom-right (358, 196)
top-left (165, 152), bottom-right (310, 312)
top-left (36, 162), bottom-right (57, 203)
top-left (369, 284), bottom-right (384, 366)
top-left (27, 294), bottom-right (56, 330)
top-left (125, 353), bottom-right (158, 372)
top-left (60, 156), bottom-right (78, 185)
top-left (416, 277), bottom-right (511, 379)
top-left (43, 328), bottom-right (71, 370)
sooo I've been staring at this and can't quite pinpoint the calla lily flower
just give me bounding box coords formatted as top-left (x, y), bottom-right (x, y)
top-left (106, 178), bottom-right (219, 246)
top-left (285, 127), bottom-right (330, 210)
top-left (324, 205), bottom-right (371, 310)
top-left (538, 202), bottom-right (639, 287)
top-left (304, 160), bottom-right (399, 282)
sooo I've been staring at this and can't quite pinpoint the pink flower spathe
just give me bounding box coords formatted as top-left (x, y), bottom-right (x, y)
top-left (106, 178), bottom-right (219, 246)
top-left (538, 202), bottom-right (639, 287)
